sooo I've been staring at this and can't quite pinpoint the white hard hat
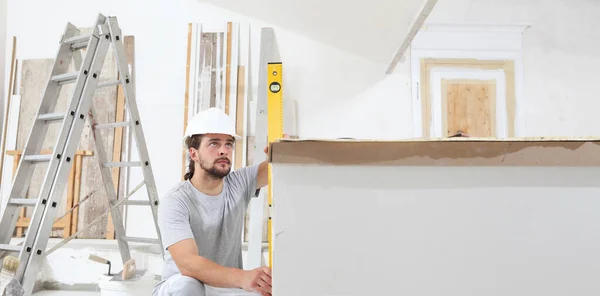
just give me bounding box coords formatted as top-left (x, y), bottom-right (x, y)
top-left (183, 107), bottom-right (241, 143)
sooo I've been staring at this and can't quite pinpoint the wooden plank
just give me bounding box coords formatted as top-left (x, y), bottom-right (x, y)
top-left (504, 61), bottom-right (516, 137)
top-left (234, 66), bottom-right (246, 170)
top-left (225, 22), bottom-right (232, 115)
top-left (105, 36), bottom-right (134, 239)
top-left (182, 23), bottom-right (193, 180)
top-left (72, 155), bottom-right (82, 237)
top-left (0, 37), bottom-right (16, 187)
top-left (443, 79), bottom-right (495, 137)
top-left (13, 154), bottom-right (22, 237)
top-left (63, 165), bottom-right (75, 238)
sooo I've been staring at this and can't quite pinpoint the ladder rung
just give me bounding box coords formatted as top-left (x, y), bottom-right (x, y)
top-left (23, 154), bottom-right (52, 162)
top-left (52, 72), bottom-right (79, 84)
top-left (9, 198), bottom-right (37, 206)
top-left (98, 80), bottom-right (121, 88)
top-left (123, 237), bottom-right (160, 244)
top-left (103, 162), bottom-right (141, 167)
top-left (0, 244), bottom-right (22, 253)
top-left (64, 34), bottom-right (91, 45)
top-left (38, 112), bottom-right (65, 122)
top-left (110, 200), bottom-right (150, 206)
top-left (95, 122), bottom-right (130, 129)
top-left (71, 42), bottom-right (88, 50)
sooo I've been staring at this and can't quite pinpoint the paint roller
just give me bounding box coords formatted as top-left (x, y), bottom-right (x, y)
top-left (0, 256), bottom-right (25, 295)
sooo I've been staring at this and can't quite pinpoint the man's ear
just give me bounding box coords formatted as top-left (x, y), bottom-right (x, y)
top-left (189, 147), bottom-right (199, 162)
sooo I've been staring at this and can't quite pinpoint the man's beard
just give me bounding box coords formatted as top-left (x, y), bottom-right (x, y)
top-left (199, 157), bottom-right (231, 179)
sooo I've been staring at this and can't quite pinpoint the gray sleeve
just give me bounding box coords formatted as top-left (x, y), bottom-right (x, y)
top-left (230, 164), bottom-right (261, 204)
top-left (157, 195), bottom-right (194, 250)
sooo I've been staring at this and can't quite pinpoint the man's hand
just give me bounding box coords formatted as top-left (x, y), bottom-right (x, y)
top-left (240, 266), bottom-right (272, 296)
top-left (256, 146), bottom-right (270, 189)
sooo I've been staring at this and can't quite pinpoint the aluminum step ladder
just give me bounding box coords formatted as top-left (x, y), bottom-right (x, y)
top-left (0, 14), bottom-right (162, 296)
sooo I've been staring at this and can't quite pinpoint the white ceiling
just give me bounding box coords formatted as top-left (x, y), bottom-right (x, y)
top-left (199, 0), bottom-right (430, 65)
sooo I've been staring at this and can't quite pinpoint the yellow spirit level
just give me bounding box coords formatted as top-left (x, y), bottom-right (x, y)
top-left (266, 62), bottom-right (283, 268)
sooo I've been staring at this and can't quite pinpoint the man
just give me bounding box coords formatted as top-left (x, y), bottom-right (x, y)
top-left (153, 107), bottom-right (272, 296)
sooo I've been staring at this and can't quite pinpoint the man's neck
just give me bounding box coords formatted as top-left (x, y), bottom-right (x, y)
top-left (190, 172), bottom-right (224, 196)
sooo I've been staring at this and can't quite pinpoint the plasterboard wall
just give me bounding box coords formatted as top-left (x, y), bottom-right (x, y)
top-left (272, 163), bottom-right (600, 296)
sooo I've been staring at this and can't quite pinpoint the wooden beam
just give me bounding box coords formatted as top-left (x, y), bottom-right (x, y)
top-left (182, 23), bottom-right (193, 180)
top-left (225, 22), bottom-right (232, 115)
top-left (0, 37), bottom-right (17, 189)
top-left (234, 66), bottom-right (246, 170)
top-left (384, 0), bottom-right (439, 74)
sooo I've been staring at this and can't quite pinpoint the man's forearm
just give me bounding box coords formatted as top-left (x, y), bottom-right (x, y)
top-left (179, 255), bottom-right (243, 288)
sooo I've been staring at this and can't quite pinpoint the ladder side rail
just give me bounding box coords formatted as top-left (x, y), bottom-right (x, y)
top-left (0, 23), bottom-right (79, 245)
top-left (17, 32), bottom-right (100, 267)
top-left (18, 21), bottom-right (111, 295)
top-left (107, 17), bottom-right (163, 252)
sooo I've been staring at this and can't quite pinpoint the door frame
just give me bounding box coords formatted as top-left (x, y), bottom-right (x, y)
top-left (409, 23), bottom-right (528, 138)
top-left (415, 58), bottom-right (516, 138)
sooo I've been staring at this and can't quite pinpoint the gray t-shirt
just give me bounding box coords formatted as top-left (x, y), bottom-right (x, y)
top-left (155, 164), bottom-right (260, 286)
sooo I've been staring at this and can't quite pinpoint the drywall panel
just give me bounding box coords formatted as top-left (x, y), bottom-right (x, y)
top-left (272, 163), bottom-right (600, 296)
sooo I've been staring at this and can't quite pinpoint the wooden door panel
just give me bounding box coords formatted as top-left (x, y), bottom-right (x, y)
top-left (442, 79), bottom-right (496, 137)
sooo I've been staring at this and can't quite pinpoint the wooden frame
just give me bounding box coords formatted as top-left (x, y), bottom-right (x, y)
top-left (418, 58), bottom-right (516, 138)
top-left (7, 149), bottom-right (92, 239)
top-left (409, 23), bottom-right (529, 138)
